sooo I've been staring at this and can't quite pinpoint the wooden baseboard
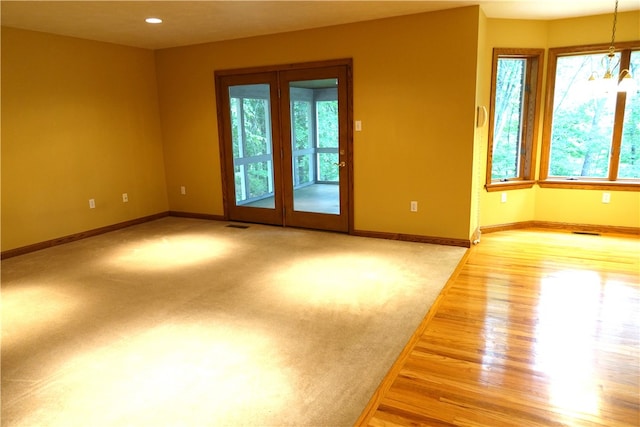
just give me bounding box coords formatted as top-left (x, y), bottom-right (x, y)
top-left (0, 211), bottom-right (233, 259)
top-left (354, 246), bottom-right (473, 426)
top-left (352, 229), bottom-right (471, 248)
top-left (1, 212), bottom-right (170, 260)
top-left (471, 226), bottom-right (482, 245)
top-left (168, 211), bottom-right (226, 221)
top-left (481, 220), bottom-right (640, 236)
top-left (7, 215), bottom-right (632, 260)
top-left (479, 221), bottom-right (537, 234)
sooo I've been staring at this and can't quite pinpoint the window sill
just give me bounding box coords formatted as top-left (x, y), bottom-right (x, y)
top-left (538, 179), bottom-right (640, 191)
top-left (485, 180), bottom-right (536, 192)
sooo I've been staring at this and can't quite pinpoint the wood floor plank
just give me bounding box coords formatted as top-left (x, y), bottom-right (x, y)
top-left (357, 229), bottom-right (640, 427)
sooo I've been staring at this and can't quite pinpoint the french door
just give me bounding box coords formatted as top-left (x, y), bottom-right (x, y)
top-left (216, 61), bottom-right (352, 232)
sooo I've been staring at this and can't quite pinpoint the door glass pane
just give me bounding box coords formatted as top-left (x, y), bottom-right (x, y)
top-left (619, 50), bottom-right (640, 179)
top-left (318, 152), bottom-right (339, 181)
top-left (289, 79), bottom-right (340, 215)
top-left (293, 154), bottom-right (312, 186)
top-left (292, 99), bottom-right (313, 186)
top-left (229, 84), bottom-right (275, 208)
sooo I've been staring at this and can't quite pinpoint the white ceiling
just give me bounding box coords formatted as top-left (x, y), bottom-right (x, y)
top-left (1, 0), bottom-right (638, 50)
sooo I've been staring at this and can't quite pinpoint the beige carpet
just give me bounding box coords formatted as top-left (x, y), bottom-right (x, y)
top-left (1, 217), bottom-right (466, 427)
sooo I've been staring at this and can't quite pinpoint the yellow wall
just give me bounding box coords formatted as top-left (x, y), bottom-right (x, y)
top-left (156, 7), bottom-right (481, 241)
top-left (1, 27), bottom-right (169, 251)
top-left (480, 11), bottom-right (640, 229)
top-left (547, 12), bottom-right (640, 47)
top-left (3, 8), bottom-right (638, 253)
top-left (471, 9), bottom-right (489, 239)
top-left (479, 19), bottom-right (547, 227)
top-left (535, 189), bottom-right (640, 227)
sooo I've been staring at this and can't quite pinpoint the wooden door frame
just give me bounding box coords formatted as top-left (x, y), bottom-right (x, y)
top-left (279, 65), bottom-right (350, 232)
top-left (215, 72), bottom-right (284, 226)
top-left (214, 58), bottom-right (354, 233)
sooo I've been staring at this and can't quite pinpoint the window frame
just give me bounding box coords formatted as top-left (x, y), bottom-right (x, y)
top-left (485, 48), bottom-right (545, 192)
top-left (539, 41), bottom-right (640, 190)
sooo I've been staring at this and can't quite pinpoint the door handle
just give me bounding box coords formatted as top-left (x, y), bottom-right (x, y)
top-left (334, 161), bottom-right (346, 167)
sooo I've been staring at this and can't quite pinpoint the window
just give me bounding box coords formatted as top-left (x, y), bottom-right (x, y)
top-left (229, 89), bottom-right (275, 204)
top-left (289, 84), bottom-right (339, 187)
top-left (291, 99), bottom-right (313, 186)
top-left (486, 48), bottom-right (544, 191)
top-left (540, 42), bottom-right (640, 189)
top-left (316, 99), bottom-right (339, 182)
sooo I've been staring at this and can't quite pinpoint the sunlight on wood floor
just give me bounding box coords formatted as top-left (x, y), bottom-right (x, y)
top-left (360, 229), bottom-right (640, 427)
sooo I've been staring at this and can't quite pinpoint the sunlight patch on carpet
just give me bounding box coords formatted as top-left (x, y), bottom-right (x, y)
top-left (271, 253), bottom-right (421, 310)
top-left (105, 233), bottom-right (233, 271)
top-left (13, 323), bottom-right (293, 427)
top-left (1, 283), bottom-right (84, 351)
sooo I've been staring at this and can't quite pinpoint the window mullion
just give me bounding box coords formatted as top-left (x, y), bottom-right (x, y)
top-left (609, 49), bottom-right (631, 181)
top-left (520, 57), bottom-right (535, 179)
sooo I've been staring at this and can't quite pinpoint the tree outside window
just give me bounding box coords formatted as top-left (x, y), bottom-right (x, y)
top-left (541, 43), bottom-right (640, 187)
top-left (316, 100), bottom-right (339, 182)
top-left (618, 50), bottom-right (640, 179)
top-left (486, 48), bottom-right (544, 191)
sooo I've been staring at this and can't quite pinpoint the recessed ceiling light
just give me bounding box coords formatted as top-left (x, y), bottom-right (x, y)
top-left (145, 17), bottom-right (163, 24)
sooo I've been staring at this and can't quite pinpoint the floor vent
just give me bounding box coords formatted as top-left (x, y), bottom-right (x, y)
top-left (226, 224), bottom-right (250, 229)
top-left (572, 231), bottom-right (600, 236)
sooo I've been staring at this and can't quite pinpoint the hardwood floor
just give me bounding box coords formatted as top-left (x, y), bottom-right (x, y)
top-left (357, 228), bottom-right (640, 427)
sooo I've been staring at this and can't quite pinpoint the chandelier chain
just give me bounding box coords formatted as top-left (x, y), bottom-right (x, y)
top-left (609, 0), bottom-right (618, 54)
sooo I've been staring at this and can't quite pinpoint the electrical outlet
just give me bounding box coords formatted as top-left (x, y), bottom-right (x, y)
top-left (122, 193), bottom-right (129, 203)
top-left (89, 199), bottom-right (96, 209)
top-left (180, 186), bottom-right (186, 195)
top-left (602, 192), bottom-right (610, 204)
top-left (501, 192), bottom-right (507, 203)
top-left (410, 201), bottom-right (418, 212)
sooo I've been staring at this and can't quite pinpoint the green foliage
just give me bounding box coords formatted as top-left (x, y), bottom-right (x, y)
top-left (291, 99), bottom-right (340, 183)
top-left (316, 101), bottom-right (339, 182)
top-left (550, 95), bottom-right (613, 177)
top-left (231, 94), bottom-right (274, 202)
top-left (294, 155), bottom-right (311, 185)
top-left (231, 96), bottom-right (271, 159)
top-left (293, 101), bottom-right (311, 150)
top-left (292, 101), bottom-right (312, 185)
top-left (234, 166), bottom-right (243, 202)
top-left (319, 153), bottom-right (339, 181)
top-left (317, 101), bottom-right (338, 148)
top-left (231, 98), bottom-right (241, 158)
top-left (618, 52), bottom-right (640, 179)
top-left (247, 162), bottom-right (271, 198)
top-left (231, 88), bottom-right (341, 204)
top-left (549, 54), bottom-right (613, 177)
top-left (548, 51), bottom-right (639, 179)
top-left (492, 58), bottom-right (525, 180)
top-left (242, 98), bottom-right (270, 157)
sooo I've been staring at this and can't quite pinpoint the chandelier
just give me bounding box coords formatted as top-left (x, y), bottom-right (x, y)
top-left (588, 0), bottom-right (637, 93)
